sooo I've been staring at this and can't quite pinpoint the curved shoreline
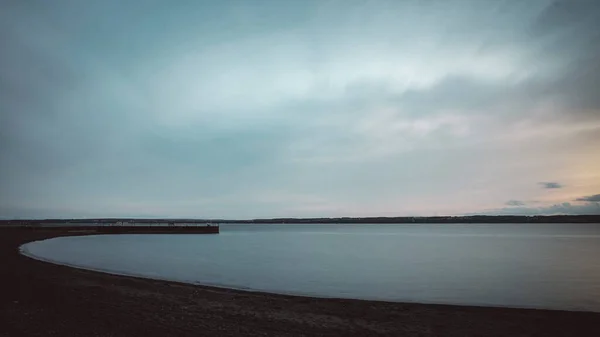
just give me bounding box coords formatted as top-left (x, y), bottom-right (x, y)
top-left (2, 229), bottom-right (600, 336)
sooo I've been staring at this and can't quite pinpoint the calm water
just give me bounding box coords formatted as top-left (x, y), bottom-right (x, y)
top-left (20, 223), bottom-right (600, 311)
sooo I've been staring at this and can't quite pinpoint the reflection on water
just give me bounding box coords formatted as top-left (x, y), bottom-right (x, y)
top-left (21, 223), bottom-right (600, 311)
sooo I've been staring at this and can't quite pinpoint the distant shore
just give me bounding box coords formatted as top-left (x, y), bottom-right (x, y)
top-left (3, 214), bottom-right (600, 226)
top-left (2, 229), bottom-right (600, 337)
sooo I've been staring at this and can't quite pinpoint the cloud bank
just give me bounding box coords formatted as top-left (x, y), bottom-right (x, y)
top-left (1, 0), bottom-right (599, 218)
top-left (576, 194), bottom-right (600, 203)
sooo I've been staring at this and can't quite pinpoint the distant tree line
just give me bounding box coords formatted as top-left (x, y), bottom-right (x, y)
top-left (228, 215), bottom-right (600, 224)
top-left (1, 215), bottom-right (599, 227)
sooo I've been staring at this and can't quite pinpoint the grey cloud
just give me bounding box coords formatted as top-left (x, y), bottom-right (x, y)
top-left (345, 9), bottom-right (600, 125)
top-left (506, 200), bottom-right (526, 206)
top-left (531, 0), bottom-right (600, 46)
top-left (530, 0), bottom-right (600, 115)
top-left (385, 76), bottom-right (552, 121)
top-left (540, 182), bottom-right (562, 189)
top-left (576, 194), bottom-right (600, 202)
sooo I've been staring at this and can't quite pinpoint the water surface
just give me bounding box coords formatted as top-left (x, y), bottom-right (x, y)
top-left (20, 223), bottom-right (600, 311)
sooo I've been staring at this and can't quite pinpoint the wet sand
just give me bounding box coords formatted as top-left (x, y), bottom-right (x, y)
top-left (2, 230), bottom-right (599, 337)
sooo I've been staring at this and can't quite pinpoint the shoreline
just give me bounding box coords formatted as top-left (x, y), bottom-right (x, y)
top-left (2, 230), bottom-right (600, 336)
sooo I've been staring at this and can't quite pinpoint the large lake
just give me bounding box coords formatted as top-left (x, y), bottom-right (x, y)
top-left (20, 223), bottom-right (600, 311)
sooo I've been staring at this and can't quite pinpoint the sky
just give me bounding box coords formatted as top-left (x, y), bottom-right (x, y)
top-left (1, 0), bottom-right (599, 219)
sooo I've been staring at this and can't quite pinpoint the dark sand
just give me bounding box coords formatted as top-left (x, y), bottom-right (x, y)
top-left (2, 230), bottom-right (600, 337)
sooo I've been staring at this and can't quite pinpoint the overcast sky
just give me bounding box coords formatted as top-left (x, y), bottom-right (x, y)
top-left (1, 0), bottom-right (599, 219)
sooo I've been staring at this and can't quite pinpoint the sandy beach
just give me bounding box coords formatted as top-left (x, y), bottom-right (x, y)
top-left (2, 230), bottom-right (600, 337)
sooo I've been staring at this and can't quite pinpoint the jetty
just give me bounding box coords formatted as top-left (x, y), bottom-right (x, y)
top-left (3, 221), bottom-right (219, 234)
